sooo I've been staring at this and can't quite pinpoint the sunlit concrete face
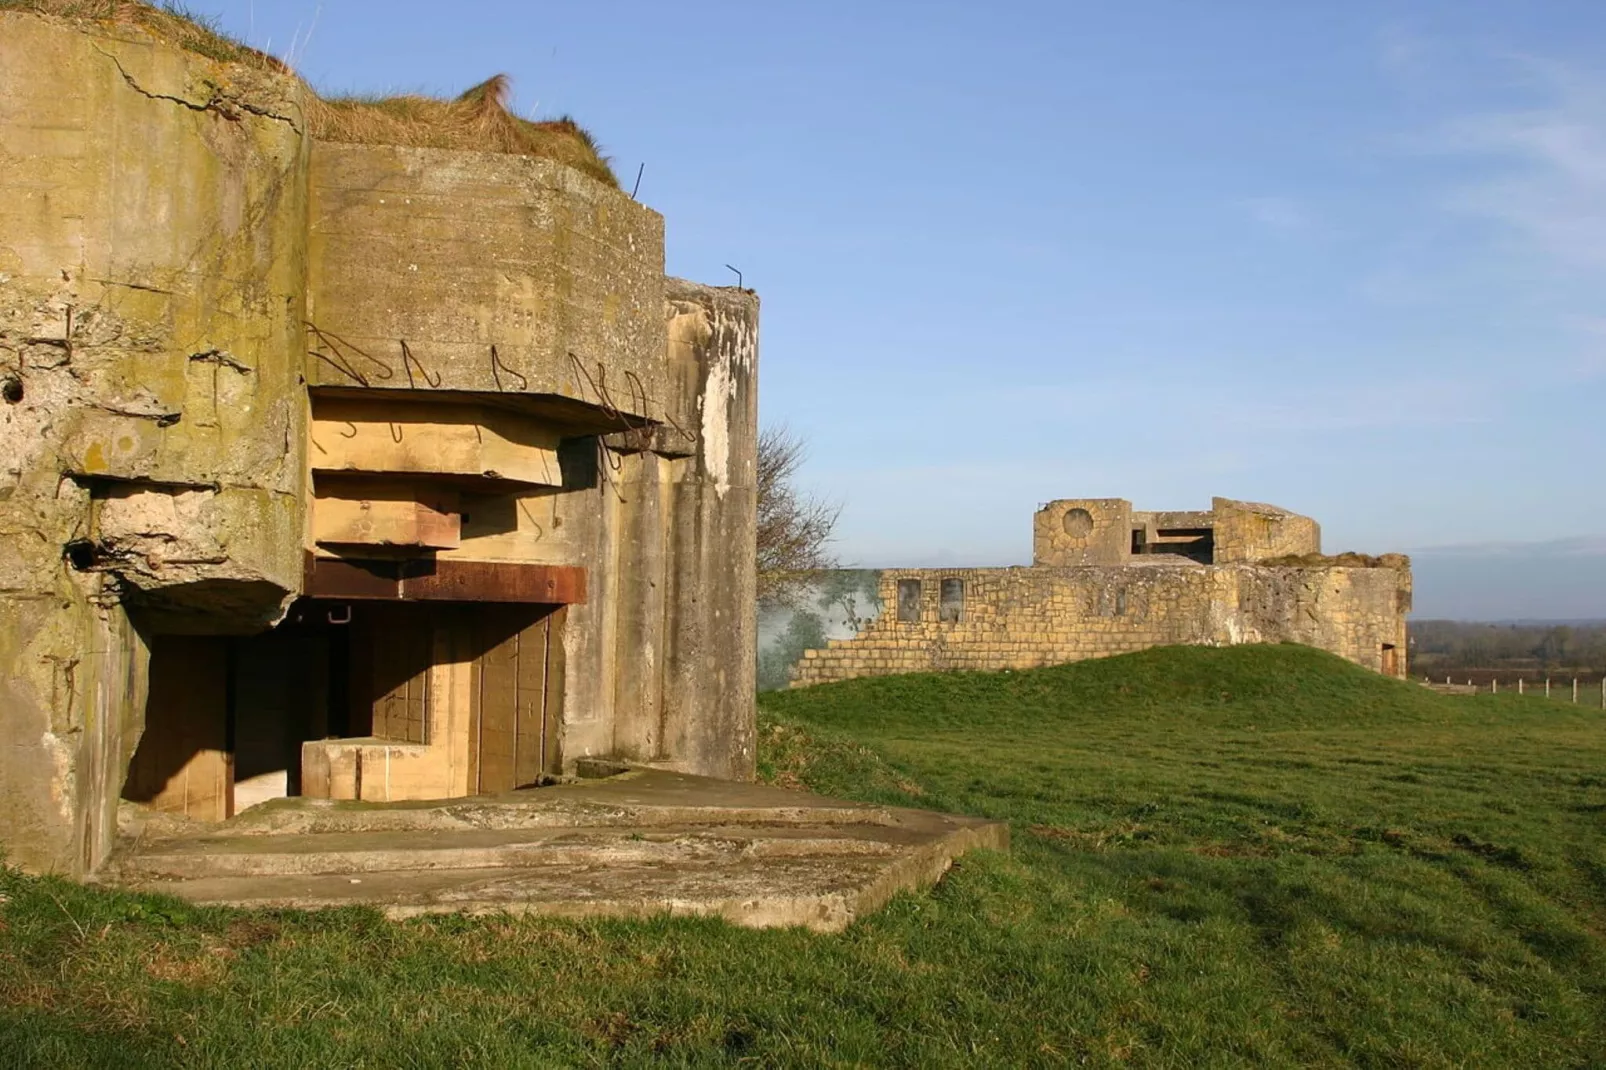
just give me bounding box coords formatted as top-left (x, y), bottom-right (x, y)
top-left (0, 12), bottom-right (757, 877)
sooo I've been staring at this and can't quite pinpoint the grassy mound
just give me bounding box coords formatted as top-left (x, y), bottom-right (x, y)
top-left (0, 0), bottom-right (618, 186)
top-left (766, 642), bottom-right (1458, 732)
top-left (3, 644), bottom-right (1604, 1065)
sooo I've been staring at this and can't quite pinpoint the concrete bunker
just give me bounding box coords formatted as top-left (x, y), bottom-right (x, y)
top-left (0, 10), bottom-right (758, 876)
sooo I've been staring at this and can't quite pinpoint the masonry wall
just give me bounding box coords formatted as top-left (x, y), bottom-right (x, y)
top-left (1211, 497), bottom-right (1322, 564)
top-left (790, 563), bottom-right (1410, 686)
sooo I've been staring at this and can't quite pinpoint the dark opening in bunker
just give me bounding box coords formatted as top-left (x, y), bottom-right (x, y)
top-left (122, 599), bottom-right (564, 820)
top-left (1133, 528), bottom-right (1214, 564)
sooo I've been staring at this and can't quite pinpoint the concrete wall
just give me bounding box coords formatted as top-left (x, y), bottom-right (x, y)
top-left (658, 281), bottom-right (758, 779)
top-left (790, 561), bottom-right (1411, 686)
top-left (559, 281), bottom-right (758, 779)
top-left (3, 12), bottom-right (762, 875)
top-left (306, 143), bottom-right (671, 422)
top-left (0, 14), bottom-right (310, 873)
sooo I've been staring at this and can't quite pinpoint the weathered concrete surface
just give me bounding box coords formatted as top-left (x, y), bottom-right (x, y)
top-left (306, 143), bottom-right (670, 421)
top-left (0, 13), bottom-right (310, 874)
top-left (1034, 498), bottom-right (1132, 566)
top-left (558, 281), bottom-right (758, 781)
top-left (653, 281), bottom-right (759, 779)
top-left (101, 771), bottom-right (1006, 932)
top-left (3, 11), bottom-right (763, 878)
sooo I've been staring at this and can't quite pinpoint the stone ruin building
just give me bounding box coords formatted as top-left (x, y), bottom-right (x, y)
top-left (0, 9), bottom-right (758, 877)
top-left (790, 497), bottom-right (1412, 687)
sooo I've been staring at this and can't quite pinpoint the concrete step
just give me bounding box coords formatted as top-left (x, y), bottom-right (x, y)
top-left (108, 825), bottom-right (914, 882)
top-left (112, 823), bottom-right (1005, 931)
top-left (102, 770), bottom-right (1010, 932)
top-left (208, 789), bottom-right (900, 839)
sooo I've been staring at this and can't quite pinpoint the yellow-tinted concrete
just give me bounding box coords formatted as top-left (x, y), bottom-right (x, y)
top-left (2, 11), bottom-right (760, 877)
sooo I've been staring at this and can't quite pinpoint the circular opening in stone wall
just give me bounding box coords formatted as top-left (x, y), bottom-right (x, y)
top-left (1, 376), bottom-right (21, 404)
top-left (1062, 507), bottom-right (1094, 538)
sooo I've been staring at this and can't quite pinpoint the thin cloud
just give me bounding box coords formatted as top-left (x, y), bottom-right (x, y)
top-left (1429, 58), bottom-right (1606, 266)
top-left (1390, 51), bottom-right (1606, 381)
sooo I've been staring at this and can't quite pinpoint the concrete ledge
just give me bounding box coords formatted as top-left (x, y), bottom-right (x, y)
top-left (101, 771), bottom-right (1008, 932)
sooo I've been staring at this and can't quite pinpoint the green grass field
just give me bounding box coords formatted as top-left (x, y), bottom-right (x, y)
top-left (3, 644), bottom-right (1604, 1067)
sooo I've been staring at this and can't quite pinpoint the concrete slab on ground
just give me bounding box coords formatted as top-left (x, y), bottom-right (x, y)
top-left (100, 770), bottom-right (1008, 932)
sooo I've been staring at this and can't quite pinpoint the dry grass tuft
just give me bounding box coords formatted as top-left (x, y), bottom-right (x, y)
top-left (1262, 551), bottom-right (1411, 570)
top-left (308, 75), bottom-right (618, 186)
top-left (2, 0), bottom-right (618, 185)
top-left (0, 0), bottom-right (288, 70)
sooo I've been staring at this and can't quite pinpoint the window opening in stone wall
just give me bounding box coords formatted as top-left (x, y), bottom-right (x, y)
top-left (939, 578), bottom-right (964, 623)
top-left (1145, 528), bottom-right (1214, 564)
top-left (897, 579), bottom-right (922, 623)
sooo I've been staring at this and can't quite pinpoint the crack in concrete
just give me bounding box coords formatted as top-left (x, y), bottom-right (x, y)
top-left (90, 43), bottom-right (301, 133)
top-left (188, 349), bottom-right (251, 374)
top-left (91, 401), bottom-right (181, 426)
top-left (90, 278), bottom-right (175, 296)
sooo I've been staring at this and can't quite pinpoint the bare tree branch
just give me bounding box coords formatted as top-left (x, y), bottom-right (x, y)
top-left (756, 425), bottom-right (840, 607)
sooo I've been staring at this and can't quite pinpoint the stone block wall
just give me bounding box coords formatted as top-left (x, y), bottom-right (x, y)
top-left (790, 561), bottom-right (1410, 687)
top-left (1211, 497), bottom-right (1321, 564)
top-left (1033, 499), bottom-right (1134, 566)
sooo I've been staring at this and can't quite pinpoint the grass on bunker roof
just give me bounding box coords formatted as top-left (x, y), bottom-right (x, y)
top-left (0, 0), bottom-right (619, 186)
top-left (0, 0), bottom-right (283, 69)
top-left (4, 644), bottom-right (1606, 1067)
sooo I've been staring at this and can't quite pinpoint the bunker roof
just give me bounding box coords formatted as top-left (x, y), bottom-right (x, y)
top-left (1, 0), bottom-right (619, 187)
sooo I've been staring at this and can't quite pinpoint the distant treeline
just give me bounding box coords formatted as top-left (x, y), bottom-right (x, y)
top-left (1409, 620), bottom-right (1606, 677)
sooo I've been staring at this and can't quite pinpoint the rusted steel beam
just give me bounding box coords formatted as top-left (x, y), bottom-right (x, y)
top-left (304, 554), bottom-right (586, 604)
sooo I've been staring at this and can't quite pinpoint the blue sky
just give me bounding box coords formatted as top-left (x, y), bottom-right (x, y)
top-left (198, 1), bottom-right (1603, 616)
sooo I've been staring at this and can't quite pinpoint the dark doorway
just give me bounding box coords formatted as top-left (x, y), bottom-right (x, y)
top-left (121, 599), bottom-right (566, 818)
